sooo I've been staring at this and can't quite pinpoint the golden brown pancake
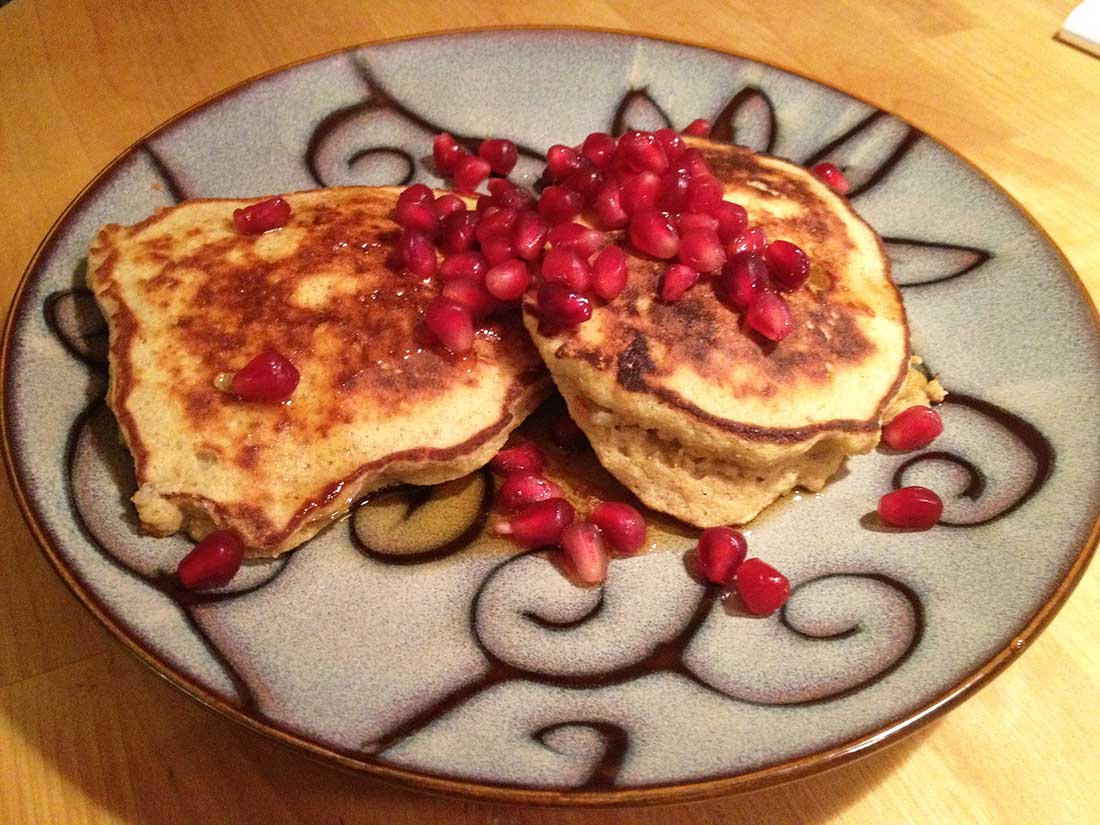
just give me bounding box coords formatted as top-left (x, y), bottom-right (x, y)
top-left (88, 186), bottom-right (550, 556)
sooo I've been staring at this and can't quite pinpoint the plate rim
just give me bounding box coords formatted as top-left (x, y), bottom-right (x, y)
top-left (3, 24), bottom-right (1099, 808)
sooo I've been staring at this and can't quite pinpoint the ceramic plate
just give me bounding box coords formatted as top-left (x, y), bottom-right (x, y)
top-left (4, 29), bottom-right (1099, 806)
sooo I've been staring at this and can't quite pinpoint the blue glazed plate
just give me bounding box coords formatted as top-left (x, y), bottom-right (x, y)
top-left (3, 29), bottom-right (1099, 806)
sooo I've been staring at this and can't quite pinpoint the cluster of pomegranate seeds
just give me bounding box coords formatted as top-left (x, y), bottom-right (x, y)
top-left (876, 405), bottom-right (946, 529)
top-left (695, 527), bottom-right (789, 615)
top-left (231, 349), bottom-right (301, 403)
top-left (177, 530), bottom-right (244, 590)
top-left (233, 196), bottom-right (292, 234)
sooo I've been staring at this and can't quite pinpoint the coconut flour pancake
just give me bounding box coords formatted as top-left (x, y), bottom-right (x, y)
top-left (88, 187), bottom-right (550, 556)
top-left (524, 137), bottom-right (933, 527)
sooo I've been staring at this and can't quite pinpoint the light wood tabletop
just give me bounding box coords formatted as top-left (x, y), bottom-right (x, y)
top-left (2, 0), bottom-right (1098, 822)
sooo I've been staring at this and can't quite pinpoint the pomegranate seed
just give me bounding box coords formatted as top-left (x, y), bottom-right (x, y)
top-left (513, 211), bottom-right (549, 261)
top-left (661, 264), bottom-right (700, 302)
top-left (478, 138), bottom-right (518, 175)
top-left (591, 246), bottom-right (629, 301)
top-left (547, 223), bottom-right (606, 258)
top-left (764, 240), bottom-right (810, 291)
top-left (537, 284), bottom-right (592, 328)
top-left (680, 148), bottom-right (711, 178)
top-left (538, 185), bottom-right (584, 225)
top-left (434, 193), bottom-right (466, 219)
top-left (484, 234), bottom-right (517, 265)
top-left (439, 251), bottom-right (488, 281)
top-left (676, 212), bottom-right (719, 234)
top-left (177, 530), bottom-right (244, 590)
top-left (476, 206), bottom-right (519, 243)
top-left (487, 178), bottom-right (533, 211)
top-left (735, 558), bottom-right (790, 615)
top-left (490, 441), bottom-right (546, 475)
top-left (883, 406), bottom-right (944, 451)
top-left (397, 183), bottom-right (433, 206)
top-left (812, 162), bottom-right (850, 195)
top-left (495, 498), bottom-right (575, 547)
top-left (746, 290), bottom-right (793, 341)
top-left (621, 171), bottom-right (662, 214)
top-left (657, 169), bottom-right (691, 212)
top-left (541, 248), bottom-right (591, 292)
top-left (231, 350), bottom-right (300, 403)
top-left (617, 131), bottom-right (669, 174)
top-left (439, 211), bottom-right (479, 253)
top-left (654, 128), bottom-right (687, 162)
top-left (551, 412), bottom-right (586, 449)
top-left (454, 155), bottom-right (491, 192)
top-left (593, 182), bottom-right (629, 229)
top-left (565, 165), bottom-right (604, 202)
top-left (878, 486), bottom-right (943, 529)
top-left (678, 228), bottom-right (726, 274)
top-left (485, 259), bottom-right (530, 301)
top-left (397, 229), bottom-right (438, 277)
top-left (682, 118), bottom-right (713, 137)
top-left (581, 132), bottom-right (617, 170)
top-left (561, 522), bottom-right (609, 585)
top-left (715, 202), bottom-right (749, 243)
top-left (630, 210), bottom-right (680, 259)
top-left (696, 527), bottom-right (748, 585)
top-left (686, 176), bottom-right (724, 216)
top-left (441, 279), bottom-right (498, 319)
top-left (590, 501), bottom-right (647, 555)
top-left (395, 199), bottom-right (439, 235)
top-left (722, 252), bottom-right (769, 310)
top-left (728, 227), bottom-right (768, 255)
top-left (475, 194), bottom-right (493, 214)
top-left (425, 298), bottom-right (475, 354)
top-left (546, 144), bottom-right (582, 181)
top-left (433, 133), bottom-right (465, 175)
top-left (498, 472), bottom-right (564, 511)
top-left (233, 197), bottom-right (291, 234)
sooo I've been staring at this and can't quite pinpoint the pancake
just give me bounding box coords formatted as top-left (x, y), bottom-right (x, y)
top-left (88, 186), bottom-right (550, 557)
top-left (523, 137), bottom-right (935, 527)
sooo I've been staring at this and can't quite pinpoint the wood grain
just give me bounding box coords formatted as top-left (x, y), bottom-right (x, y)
top-left (1, 0), bottom-right (1098, 822)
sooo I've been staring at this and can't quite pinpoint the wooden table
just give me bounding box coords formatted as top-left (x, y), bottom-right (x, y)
top-left (2, 0), bottom-right (1098, 822)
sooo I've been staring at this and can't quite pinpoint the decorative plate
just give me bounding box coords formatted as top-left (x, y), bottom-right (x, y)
top-left (3, 29), bottom-right (1099, 806)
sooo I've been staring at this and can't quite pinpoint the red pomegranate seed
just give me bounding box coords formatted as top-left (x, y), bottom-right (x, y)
top-left (883, 406), bottom-right (944, 451)
top-left (630, 210), bottom-right (680, 259)
top-left (746, 290), bottom-right (793, 341)
top-left (475, 194), bottom-right (493, 214)
top-left (591, 246), bottom-right (629, 301)
top-left (541, 248), bottom-right (592, 292)
top-left (397, 183), bottom-right (433, 206)
top-left (565, 165), bottom-right (604, 202)
top-left (661, 264), bottom-right (700, 302)
top-left (621, 171), bottom-right (662, 215)
top-left (481, 234), bottom-right (516, 265)
top-left (487, 178), bottom-right (533, 211)
top-left (561, 522), bottom-right (609, 585)
top-left (233, 197), bottom-right (291, 234)
top-left (593, 182), bottom-right (629, 229)
top-left (439, 211), bottom-right (479, 253)
top-left (678, 228), bottom-right (726, 273)
top-left (513, 211), bottom-right (549, 261)
top-left (441, 279), bottom-right (498, 319)
top-left (395, 199), bottom-right (439, 235)
top-left (764, 240), bottom-right (810, 291)
top-left (590, 501), bottom-right (647, 555)
top-left (657, 168), bottom-right (691, 213)
top-left (546, 144), bottom-right (582, 181)
top-left (439, 251), bottom-right (488, 281)
top-left (680, 148), bottom-right (711, 178)
top-left (538, 185), bottom-right (584, 225)
top-left (231, 350), bottom-right (300, 403)
top-left (811, 162), bottom-right (850, 195)
top-left (677, 212), bottom-right (719, 234)
top-left (696, 527), bottom-right (748, 585)
top-left (476, 206), bottom-right (519, 242)
top-left (494, 498), bottom-right (575, 547)
top-left (582, 132), bottom-right (617, 170)
top-left (728, 227), bottom-right (768, 255)
top-left (682, 118), bottom-right (713, 137)
top-left (177, 530), bottom-right (245, 590)
top-left (491, 441), bottom-right (545, 475)
top-left (714, 202), bottom-right (749, 243)
top-left (551, 412), bottom-right (586, 448)
top-left (686, 176), bottom-right (724, 216)
top-left (617, 131), bottom-right (669, 174)
top-left (548, 223), bottom-right (606, 258)
top-left (425, 298), bottom-right (475, 354)
top-left (498, 472), bottom-right (564, 511)
top-left (433, 133), bottom-right (465, 175)
top-left (654, 128), bottom-right (687, 162)
top-left (722, 252), bottom-right (769, 310)
top-left (478, 138), bottom-right (518, 175)
top-left (398, 229), bottom-right (438, 277)
top-left (434, 193), bottom-right (466, 219)
top-left (735, 558), bottom-right (790, 615)
top-left (485, 259), bottom-right (531, 301)
top-left (538, 283), bottom-right (592, 328)
top-left (878, 486), bottom-right (943, 529)
top-left (454, 155), bottom-right (491, 192)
